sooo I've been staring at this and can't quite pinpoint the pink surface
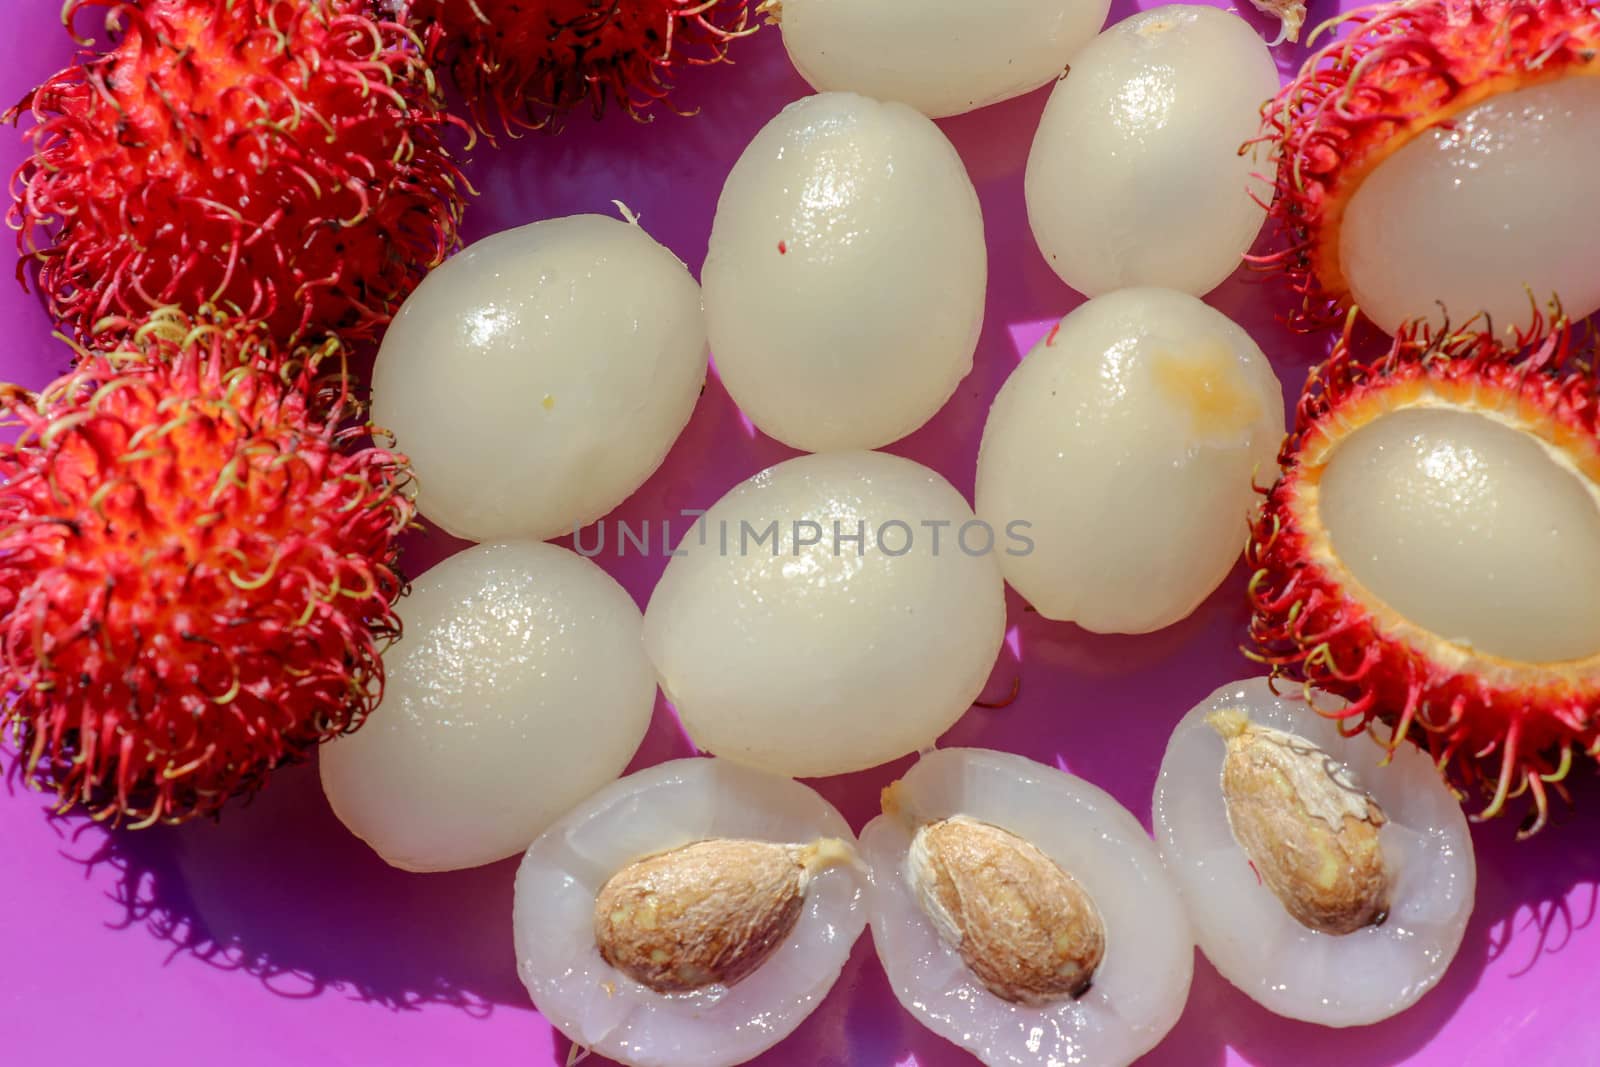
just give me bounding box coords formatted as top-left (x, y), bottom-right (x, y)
top-left (2, 4), bottom-right (1598, 1066)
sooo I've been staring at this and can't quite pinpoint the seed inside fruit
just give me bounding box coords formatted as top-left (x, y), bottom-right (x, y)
top-left (906, 815), bottom-right (1106, 1004)
top-left (594, 837), bottom-right (854, 994)
top-left (1209, 709), bottom-right (1390, 936)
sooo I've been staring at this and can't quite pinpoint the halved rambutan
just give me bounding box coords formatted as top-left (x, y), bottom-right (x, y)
top-left (407, 0), bottom-right (754, 138)
top-left (1255, 0), bottom-right (1600, 336)
top-left (1246, 310), bottom-right (1600, 834)
top-left (7, 0), bottom-right (469, 346)
top-left (0, 311), bottom-right (415, 827)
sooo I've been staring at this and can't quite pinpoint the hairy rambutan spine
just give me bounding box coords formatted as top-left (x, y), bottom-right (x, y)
top-left (410, 0), bottom-right (756, 139)
top-left (0, 311), bottom-right (416, 826)
top-left (1251, 0), bottom-right (1600, 331)
top-left (1246, 309), bottom-right (1600, 835)
top-left (7, 0), bottom-right (472, 346)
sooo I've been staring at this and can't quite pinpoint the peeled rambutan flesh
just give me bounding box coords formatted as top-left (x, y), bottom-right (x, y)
top-left (1257, 0), bottom-right (1600, 336)
top-left (6, 0), bottom-right (468, 345)
top-left (409, 0), bottom-right (753, 137)
top-left (0, 312), bottom-right (415, 826)
top-left (1247, 313), bottom-right (1600, 833)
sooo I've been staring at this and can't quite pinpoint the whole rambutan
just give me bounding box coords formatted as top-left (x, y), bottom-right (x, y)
top-left (0, 311), bottom-right (415, 827)
top-left (408, 0), bottom-right (754, 138)
top-left (1246, 309), bottom-right (1600, 834)
top-left (1255, 0), bottom-right (1600, 336)
top-left (6, 0), bottom-right (470, 346)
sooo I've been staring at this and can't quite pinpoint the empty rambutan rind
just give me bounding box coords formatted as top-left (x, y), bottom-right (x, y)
top-left (0, 310), bottom-right (415, 827)
top-left (407, 0), bottom-right (755, 139)
top-left (1254, 0), bottom-right (1600, 336)
top-left (6, 0), bottom-right (470, 346)
top-left (1246, 309), bottom-right (1600, 834)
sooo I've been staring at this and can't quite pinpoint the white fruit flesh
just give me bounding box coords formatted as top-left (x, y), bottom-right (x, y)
top-left (777, 0), bottom-right (1112, 119)
top-left (975, 288), bottom-right (1284, 633)
top-left (1025, 6), bottom-right (1278, 298)
top-left (1318, 406), bottom-right (1600, 664)
top-left (514, 759), bottom-right (865, 1067)
top-left (862, 748), bottom-right (1192, 1067)
top-left (1341, 76), bottom-right (1600, 337)
top-left (704, 93), bottom-right (986, 452)
top-left (1154, 678), bottom-right (1476, 1027)
top-left (643, 451), bottom-right (1006, 778)
top-left (372, 213), bottom-right (707, 542)
top-left (319, 542), bottom-right (655, 873)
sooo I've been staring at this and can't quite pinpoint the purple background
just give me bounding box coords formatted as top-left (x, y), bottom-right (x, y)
top-left (3, 3), bottom-right (1599, 1065)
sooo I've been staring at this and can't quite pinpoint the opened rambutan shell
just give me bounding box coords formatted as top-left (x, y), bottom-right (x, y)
top-left (1246, 311), bottom-right (1600, 834)
top-left (0, 312), bottom-right (415, 826)
top-left (6, 0), bottom-right (470, 346)
top-left (1255, 0), bottom-right (1600, 335)
top-left (409, 0), bottom-right (754, 138)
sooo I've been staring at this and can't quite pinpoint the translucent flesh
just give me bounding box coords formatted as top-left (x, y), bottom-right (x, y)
top-left (779, 0), bottom-right (1112, 119)
top-left (704, 93), bottom-right (986, 452)
top-left (643, 451), bottom-right (1006, 778)
top-left (1342, 76), bottom-right (1600, 337)
top-left (513, 759), bottom-right (865, 1067)
top-left (862, 748), bottom-right (1192, 1067)
top-left (1025, 6), bottom-right (1277, 297)
top-left (1319, 406), bottom-right (1600, 663)
top-left (320, 542), bottom-right (656, 872)
top-left (1153, 678), bottom-right (1476, 1027)
top-left (975, 288), bottom-right (1284, 633)
top-left (372, 214), bottom-right (707, 542)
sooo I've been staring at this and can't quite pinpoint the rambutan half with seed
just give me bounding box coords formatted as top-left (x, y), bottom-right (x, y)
top-left (1246, 310), bottom-right (1600, 835)
top-left (1255, 0), bottom-right (1600, 336)
top-left (6, 0), bottom-right (470, 346)
top-left (408, 0), bottom-right (755, 138)
top-left (0, 311), bottom-right (415, 827)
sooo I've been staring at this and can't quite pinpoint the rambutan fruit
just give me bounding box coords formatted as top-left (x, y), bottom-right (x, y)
top-left (1246, 310), bottom-right (1600, 835)
top-left (408, 0), bottom-right (754, 138)
top-left (0, 311), bottom-right (415, 827)
top-left (1256, 0), bottom-right (1600, 336)
top-left (6, 0), bottom-right (469, 346)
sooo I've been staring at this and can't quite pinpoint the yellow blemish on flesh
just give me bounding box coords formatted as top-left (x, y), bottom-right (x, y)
top-left (1152, 340), bottom-right (1263, 443)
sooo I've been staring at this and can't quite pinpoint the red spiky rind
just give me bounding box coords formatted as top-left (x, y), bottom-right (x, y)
top-left (1250, 0), bottom-right (1600, 333)
top-left (6, 0), bottom-right (473, 348)
top-left (1246, 310), bottom-right (1600, 835)
top-left (407, 0), bottom-right (756, 140)
top-left (0, 312), bottom-right (417, 827)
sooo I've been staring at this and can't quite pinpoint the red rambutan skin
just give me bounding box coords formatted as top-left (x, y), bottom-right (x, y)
top-left (0, 311), bottom-right (416, 827)
top-left (1253, 0), bottom-right (1600, 332)
top-left (1246, 311), bottom-right (1600, 835)
top-left (409, 0), bottom-right (755, 138)
top-left (6, 0), bottom-right (471, 347)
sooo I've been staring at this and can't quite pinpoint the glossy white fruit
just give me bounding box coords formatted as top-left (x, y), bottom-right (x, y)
top-left (975, 288), bottom-right (1283, 633)
top-left (514, 758), bottom-right (866, 1067)
top-left (704, 93), bottom-right (986, 452)
top-left (644, 451), bottom-right (1006, 778)
top-left (373, 213), bottom-right (707, 542)
top-left (1319, 407), bottom-right (1600, 663)
top-left (1153, 678), bottom-right (1477, 1027)
top-left (1025, 6), bottom-right (1278, 297)
top-left (862, 748), bottom-right (1193, 1067)
top-left (1342, 76), bottom-right (1600, 337)
top-left (320, 542), bottom-right (655, 872)
top-left (776, 0), bottom-right (1112, 118)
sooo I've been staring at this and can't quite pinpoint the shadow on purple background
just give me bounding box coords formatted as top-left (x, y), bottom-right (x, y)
top-left (5, 2), bottom-right (1600, 1066)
